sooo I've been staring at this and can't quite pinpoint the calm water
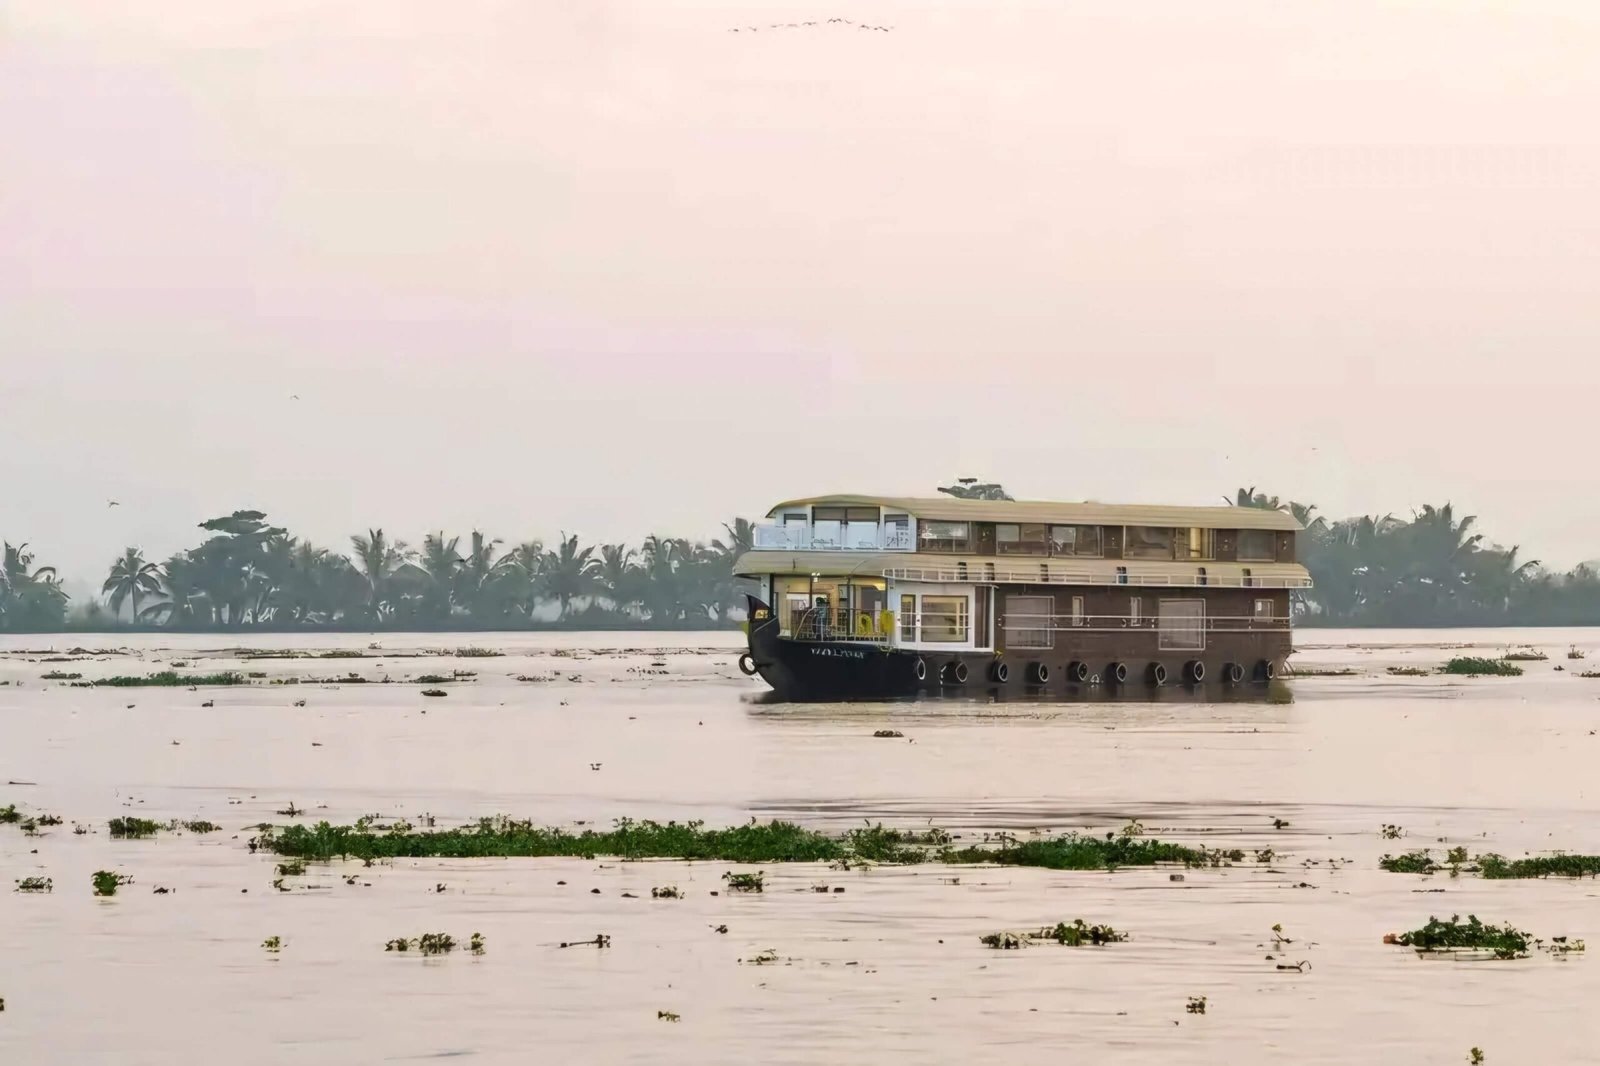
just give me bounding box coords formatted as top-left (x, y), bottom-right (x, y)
top-left (3, 629), bottom-right (1598, 1064)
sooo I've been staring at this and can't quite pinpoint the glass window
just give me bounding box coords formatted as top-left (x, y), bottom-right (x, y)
top-left (997, 523), bottom-right (1047, 555)
top-left (811, 519), bottom-right (841, 547)
top-left (1071, 595), bottom-right (1085, 626)
top-left (1184, 528), bottom-right (1214, 560)
top-left (921, 595), bottom-right (968, 642)
top-left (1158, 599), bottom-right (1205, 651)
top-left (1050, 525), bottom-right (1102, 556)
top-left (1005, 595), bottom-right (1053, 649)
top-left (844, 516), bottom-right (879, 549)
top-left (1238, 529), bottom-right (1276, 561)
top-left (1254, 598), bottom-right (1274, 621)
top-left (884, 514), bottom-right (911, 549)
top-left (1129, 596), bottom-right (1142, 625)
top-left (1125, 527), bottom-right (1176, 559)
top-left (918, 521), bottom-right (970, 552)
top-left (899, 594), bottom-right (917, 642)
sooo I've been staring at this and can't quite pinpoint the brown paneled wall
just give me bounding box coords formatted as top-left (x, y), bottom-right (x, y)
top-left (992, 585), bottom-right (1292, 662)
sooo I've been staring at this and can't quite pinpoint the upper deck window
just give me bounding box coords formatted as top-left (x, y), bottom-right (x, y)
top-left (884, 514), bottom-right (911, 549)
top-left (996, 523), bottom-right (1048, 555)
top-left (1050, 525), bottom-right (1102, 557)
top-left (919, 521), bottom-right (970, 553)
top-left (1238, 529), bottom-right (1276, 562)
top-left (810, 506), bottom-right (879, 549)
top-left (1125, 526), bottom-right (1176, 560)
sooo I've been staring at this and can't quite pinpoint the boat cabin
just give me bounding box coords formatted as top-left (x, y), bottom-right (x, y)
top-left (735, 494), bottom-right (1309, 696)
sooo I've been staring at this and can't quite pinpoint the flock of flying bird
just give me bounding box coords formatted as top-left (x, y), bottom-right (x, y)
top-left (729, 18), bottom-right (894, 32)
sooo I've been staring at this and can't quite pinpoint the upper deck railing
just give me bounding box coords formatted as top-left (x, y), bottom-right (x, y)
top-left (752, 522), bottom-right (915, 552)
top-left (790, 607), bottom-right (894, 643)
top-left (883, 565), bottom-right (1311, 589)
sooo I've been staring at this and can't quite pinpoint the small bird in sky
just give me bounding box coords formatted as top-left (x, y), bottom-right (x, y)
top-left (290, 394), bottom-right (300, 400)
top-left (107, 500), bottom-right (120, 507)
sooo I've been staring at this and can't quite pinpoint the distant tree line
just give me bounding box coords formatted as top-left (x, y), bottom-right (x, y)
top-left (1, 511), bottom-right (757, 632)
top-left (1225, 487), bottom-right (1600, 627)
top-left (4, 488), bottom-right (1599, 631)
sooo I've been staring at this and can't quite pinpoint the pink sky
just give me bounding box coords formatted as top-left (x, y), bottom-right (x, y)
top-left (4, 1), bottom-right (1600, 588)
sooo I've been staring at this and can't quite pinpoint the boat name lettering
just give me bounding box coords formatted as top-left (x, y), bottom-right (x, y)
top-left (810, 646), bottom-right (867, 661)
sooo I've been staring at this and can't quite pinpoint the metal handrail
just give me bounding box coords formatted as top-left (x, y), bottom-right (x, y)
top-left (790, 607), bottom-right (894, 643)
top-left (884, 566), bottom-right (1310, 589)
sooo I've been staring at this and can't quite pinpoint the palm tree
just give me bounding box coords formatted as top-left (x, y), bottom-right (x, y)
top-left (597, 543), bottom-right (639, 615)
top-left (713, 518), bottom-right (755, 559)
top-left (541, 533), bottom-right (597, 618)
top-left (1286, 501), bottom-right (1326, 533)
top-left (1225, 486), bottom-right (1282, 510)
top-left (458, 531), bottom-right (513, 618)
top-left (504, 540), bottom-right (544, 619)
top-left (350, 528), bottom-right (411, 621)
top-left (419, 532), bottom-right (463, 619)
top-left (102, 548), bottom-right (162, 624)
top-left (0, 542), bottom-right (70, 630)
top-left (938, 478), bottom-right (1013, 500)
top-left (638, 534), bottom-right (693, 622)
top-left (1471, 544), bottom-right (1540, 614)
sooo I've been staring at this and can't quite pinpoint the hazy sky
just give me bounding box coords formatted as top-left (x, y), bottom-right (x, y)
top-left (5, 0), bottom-right (1600, 592)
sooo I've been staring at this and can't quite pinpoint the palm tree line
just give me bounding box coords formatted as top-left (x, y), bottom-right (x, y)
top-left (5, 490), bottom-right (1600, 630)
top-left (2, 511), bottom-right (756, 631)
top-left (1225, 487), bottom-right (1596, 627)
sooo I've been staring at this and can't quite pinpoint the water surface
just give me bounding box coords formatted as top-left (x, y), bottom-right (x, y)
top-left (2, 629), bottom-right (1597, 1064)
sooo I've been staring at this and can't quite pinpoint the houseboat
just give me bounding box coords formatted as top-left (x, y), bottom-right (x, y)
top-left (734, 494), bottom-right (1310, 699)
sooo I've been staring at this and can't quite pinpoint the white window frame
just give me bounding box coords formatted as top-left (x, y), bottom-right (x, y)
top-left (891, 583), bottom-right (977, 651)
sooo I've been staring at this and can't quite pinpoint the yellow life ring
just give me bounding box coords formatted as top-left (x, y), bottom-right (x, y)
top-left (879, 609), bottom-right (896, 635)
top-left (856, 613), bottom-right (873, 635)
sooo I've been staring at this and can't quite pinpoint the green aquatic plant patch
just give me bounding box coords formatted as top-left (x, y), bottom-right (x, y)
top-left (1389, 915), bottom-right (1530, 959)
top-left (1477, 853), bottom-right (1600, 879)
top-left (1440, 657), bottom-right (1521, 677)
top-left (259, 816), bottom-right (1209, 871)
top-left (943, 832), bottom-right (1213, 871)
top-left (1381, 848), bottom-right (1600, 879)
top-left (108, 817), bottom-right (164, 839)
top-left (92, 671), bottom-right (247, 687)
top-left (1380, 850), bottom-right (1441, 875)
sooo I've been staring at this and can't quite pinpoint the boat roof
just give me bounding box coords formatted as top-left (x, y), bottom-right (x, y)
top-left (765, 494), bottom-right (1304, 532)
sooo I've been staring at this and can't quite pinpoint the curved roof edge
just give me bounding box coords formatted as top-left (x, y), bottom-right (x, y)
top-left (764, 494), bottom-right (1304, 531)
